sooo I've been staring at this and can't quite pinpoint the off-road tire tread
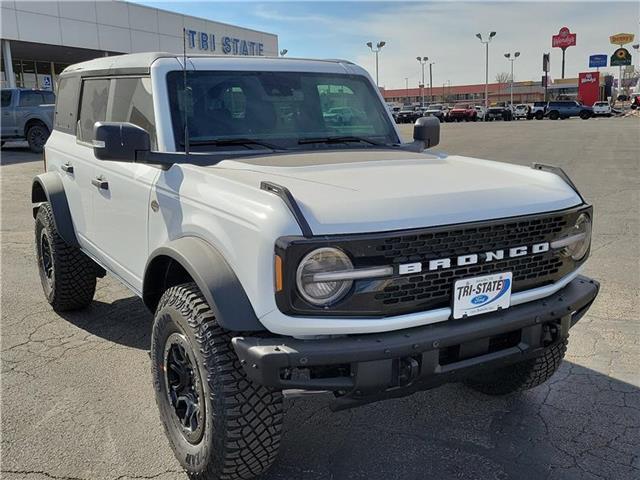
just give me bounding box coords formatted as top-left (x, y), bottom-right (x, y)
top-left (36, 203), bottom-right (96, 311)
top-left (155, 283), bottom-right (283, 480)
top-left (465, 339), bottom-right (568, 396)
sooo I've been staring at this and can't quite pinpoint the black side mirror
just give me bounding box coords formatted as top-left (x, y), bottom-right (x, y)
top-left (412, 116), bottom-right (440, 150)
top-left (93, 122), bottom-right (150, 161)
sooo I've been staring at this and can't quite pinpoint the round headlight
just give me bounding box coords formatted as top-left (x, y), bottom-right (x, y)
top-left (296, 248), bottom-right (354, 306)
top-left (564, 213), bottom-right (592, 260)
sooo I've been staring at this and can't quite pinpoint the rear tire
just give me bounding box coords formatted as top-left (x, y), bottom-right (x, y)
top-left (464, 339), bottom-right (567, 396)
top-left (26, 123), bottom-right (49, 153)
top-left (151, 283), bottom-right (284, 480)
top-left (535, 111), bottom-right (544, 120)
top-left (35, 203), bottom-right (97, 311)
top-left (549, 111), bottom-right (560, 120)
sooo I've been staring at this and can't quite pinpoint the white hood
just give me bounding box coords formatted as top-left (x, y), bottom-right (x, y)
top-left (212, 150), bottom-right (582, 235)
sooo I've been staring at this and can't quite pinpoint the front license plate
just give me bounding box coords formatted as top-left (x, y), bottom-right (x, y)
top-left (453, 272), bottom-right (513, 319)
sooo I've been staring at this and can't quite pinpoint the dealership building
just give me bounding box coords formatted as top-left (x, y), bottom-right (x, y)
top-left (1, 0), bottom-right (278, 91)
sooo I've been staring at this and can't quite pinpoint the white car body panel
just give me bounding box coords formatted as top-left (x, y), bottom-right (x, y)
top-left (45, 54), bottom-right (587, 337)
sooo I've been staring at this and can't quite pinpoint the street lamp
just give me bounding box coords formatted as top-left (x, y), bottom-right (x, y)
top-left (416, 56), bottom-right (428, 106)
top-left (428, 61), bottom-right (435, 102)
top-left (405, 77), bottom-right (409, 103)
top-left (366, 41), bottom-right (386, 86)
top-left (504, 51), bottom-right (520, 107)
top-left (476, 31), bottom-right (497, 117)
top-left (279, 49), bottom-right (288, 56)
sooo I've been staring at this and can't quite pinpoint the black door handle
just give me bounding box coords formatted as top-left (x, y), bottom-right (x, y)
top-left (61, 162), bottom-right (74, 173)
top-left (91, 176), bottom-right (108, 190)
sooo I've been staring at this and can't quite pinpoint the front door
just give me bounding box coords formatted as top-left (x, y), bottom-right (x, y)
top-left (78, 76), bottom-right (159, 293)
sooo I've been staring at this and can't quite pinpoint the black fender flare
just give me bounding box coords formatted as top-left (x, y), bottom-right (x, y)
top-left (31, 172), bottom-right (78, 246)
top-left (143, 237), bottom-right (264, 332)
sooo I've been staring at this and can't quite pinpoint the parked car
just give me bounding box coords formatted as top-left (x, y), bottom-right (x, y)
top-left (1, 88), bottom-right (55, 152)
top-left (514, 104), bottom-right (529, 119)
top-left (545, 101), bottom-right (592, 120)
top-left (485, 104), bottom-right (513, 121)
top-left (395, 105), bottom-right (421, 124)
top-left (323, 106), bottom-right (365, 125)
top-left (529, 101), bottom-right (547, 120)
top-left (592, 101), bottom-right (612, 117)
top-left (33, 52), bottom-right (598, 480)
top-left (474, 105), bottom-right (486, 121)
top-left (422, 103), bottom-right (448, 122)
top-left (447, 103), bottom-right (477, 122)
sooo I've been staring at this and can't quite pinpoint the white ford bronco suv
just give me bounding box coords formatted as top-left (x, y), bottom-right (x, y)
top-left (33, 53), bottom-right (599, 479)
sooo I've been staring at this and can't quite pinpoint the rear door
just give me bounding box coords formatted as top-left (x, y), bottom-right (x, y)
top-left (1, 90), bottom-right (16, 137)
top-left (87, 76), bottom-right (159, 292)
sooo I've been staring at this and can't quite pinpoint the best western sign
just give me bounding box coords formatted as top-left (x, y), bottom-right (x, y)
top-left (186, 29), bottom-right (265, 56)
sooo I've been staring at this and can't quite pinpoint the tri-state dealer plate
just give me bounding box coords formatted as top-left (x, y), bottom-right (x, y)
top-left (452, 272), bottom-right (513, 319)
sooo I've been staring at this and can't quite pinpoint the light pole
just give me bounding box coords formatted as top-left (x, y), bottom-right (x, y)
top-left (366, 41), bottom-right (386, 86)
top-left (429, 61), bottom-right (435, 102)
top-left (504, 51), bottom-right (520, 106)
top-left (404, 77), bottom-right (409, 103)
top-left (476, 31), bottom-right (497, 116)
top-left (416, 56), bottom-right (428, 106)
top-left (279, 49), bottom-right (288, 56)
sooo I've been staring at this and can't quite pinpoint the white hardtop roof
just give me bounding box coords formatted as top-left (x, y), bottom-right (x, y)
top-left (62, 52), bottom-right (357, 77)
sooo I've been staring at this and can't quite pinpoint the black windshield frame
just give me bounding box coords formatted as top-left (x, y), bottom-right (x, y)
top-left (166, 70), bottom-right (400, 153)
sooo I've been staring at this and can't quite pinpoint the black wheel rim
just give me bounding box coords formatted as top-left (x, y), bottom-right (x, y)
top-left (30, 127), bottom-right (46, 149)
top-left (164, 333), bottom-right (205, 444)
top-left (40, 231), bottom-right (54, 287)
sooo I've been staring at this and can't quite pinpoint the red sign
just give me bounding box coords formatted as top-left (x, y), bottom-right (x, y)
top-left (578, 72), bottom-right (600, 106)
top-left (552, 27), bottom-right (577, 49)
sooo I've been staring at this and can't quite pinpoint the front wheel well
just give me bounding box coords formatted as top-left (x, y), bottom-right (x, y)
top-left (142, 255), bottom-right (194, 313)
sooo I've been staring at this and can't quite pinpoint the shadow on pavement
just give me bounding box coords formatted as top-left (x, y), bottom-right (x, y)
top-left (0, 144), bottom-right (43, 166)
top-left (57, 296), bottom-right (153, 350)
top-left (56, 294), bottom-right (639, 480)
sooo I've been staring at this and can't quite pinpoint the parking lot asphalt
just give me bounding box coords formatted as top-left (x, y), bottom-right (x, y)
top-left (2, 117), bottom-right (639, 480)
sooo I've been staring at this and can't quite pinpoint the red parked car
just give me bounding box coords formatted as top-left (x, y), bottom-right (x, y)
top-left (447, 103), bottom-right (478, 122)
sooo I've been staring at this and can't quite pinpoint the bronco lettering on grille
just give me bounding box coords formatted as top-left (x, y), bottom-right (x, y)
top-left (398, 242), bottom-right (550, 274)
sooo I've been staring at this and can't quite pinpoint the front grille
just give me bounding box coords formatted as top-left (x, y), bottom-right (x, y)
top-left (275, 206), bottom-right (589, 317)
top-left (371, 216), bottom-right (569, 308)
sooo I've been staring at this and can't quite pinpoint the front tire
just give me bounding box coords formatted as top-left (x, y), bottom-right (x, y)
top-left (465, 339), bottom-right (567, 396)
top-left (35, 203), bottom-right (97, 311)
top-left (151, 283), bottom-right (284, 480)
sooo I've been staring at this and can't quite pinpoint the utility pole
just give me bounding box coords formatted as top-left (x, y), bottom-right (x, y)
top-left (416, 56), bottom-right (428, 106)
top-left (476, 32), bottom-right (496, 118)
top-left (366, 41), bottom-right (386, 86)
top-left (504, 51), bottom-right (520, 106)
top-left (429, 61), bottom-right (435, 102)
top-left (405, 77), bottom-right (409, 103)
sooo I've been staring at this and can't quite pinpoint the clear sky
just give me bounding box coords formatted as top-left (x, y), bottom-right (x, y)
top-left (135, 1), bottom-right (639, 89)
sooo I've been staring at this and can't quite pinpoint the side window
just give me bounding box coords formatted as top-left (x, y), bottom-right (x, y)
top-left (108, 77), bottom-right (157, 148)
top-left (43, 92), bottom-right (55, 104)
top-left (1, 90), bottom-right (11, 107)
top-left (54, 76), bottom-right (80, 134)
top-left (19, 91), bottom-right (45, 107)
top-left (78, 79), bottom-right (110, 143)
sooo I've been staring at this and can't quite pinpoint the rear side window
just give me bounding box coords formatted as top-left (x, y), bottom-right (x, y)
top-left (109, 77), bottom-right (157, 148)
top-left (78, 79), bottom-right (110, 142)
top-left (43, 92), bottom-right (55, 104)
top-left (1, 90), bottom-right (11, 107)
top-left (19, 91), bottom-right (45, 106)
top-left (54, 76), bottom-right (81, 134)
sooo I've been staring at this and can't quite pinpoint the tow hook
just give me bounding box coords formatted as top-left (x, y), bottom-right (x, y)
top-left (397, 357), bottom-right (420, 386)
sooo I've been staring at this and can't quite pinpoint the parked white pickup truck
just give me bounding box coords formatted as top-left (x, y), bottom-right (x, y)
top-left (33, 52), bottom-right (599, 480)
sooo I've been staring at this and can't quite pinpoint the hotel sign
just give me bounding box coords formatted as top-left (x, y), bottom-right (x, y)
top-left (185, 29), bottom-right (265, 56)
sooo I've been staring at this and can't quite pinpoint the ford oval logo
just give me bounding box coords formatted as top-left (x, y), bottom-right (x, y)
top-left (471, 294), bottom-right (489, 305)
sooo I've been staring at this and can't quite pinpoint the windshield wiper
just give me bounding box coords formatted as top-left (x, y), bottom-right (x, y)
top-left (297, 135), bottom-right (388, 147)
top-left (180, 138), bottom-right (284, 150)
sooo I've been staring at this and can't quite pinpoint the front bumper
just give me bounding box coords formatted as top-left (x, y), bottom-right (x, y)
top-left (233, 276), bottom-right (598, 406)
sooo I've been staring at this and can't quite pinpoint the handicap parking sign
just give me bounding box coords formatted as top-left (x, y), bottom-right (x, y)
top-left (42, 75), bottom-right (52, 90)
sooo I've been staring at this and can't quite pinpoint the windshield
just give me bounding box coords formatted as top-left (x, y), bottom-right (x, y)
top-left (453, 104), bottom-right (469, 109)
top-left (167, 71), bottom-right (398, 152)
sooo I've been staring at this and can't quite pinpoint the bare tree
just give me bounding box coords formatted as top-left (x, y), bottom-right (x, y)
top-left (495, 72), bottom-right (511, 99)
